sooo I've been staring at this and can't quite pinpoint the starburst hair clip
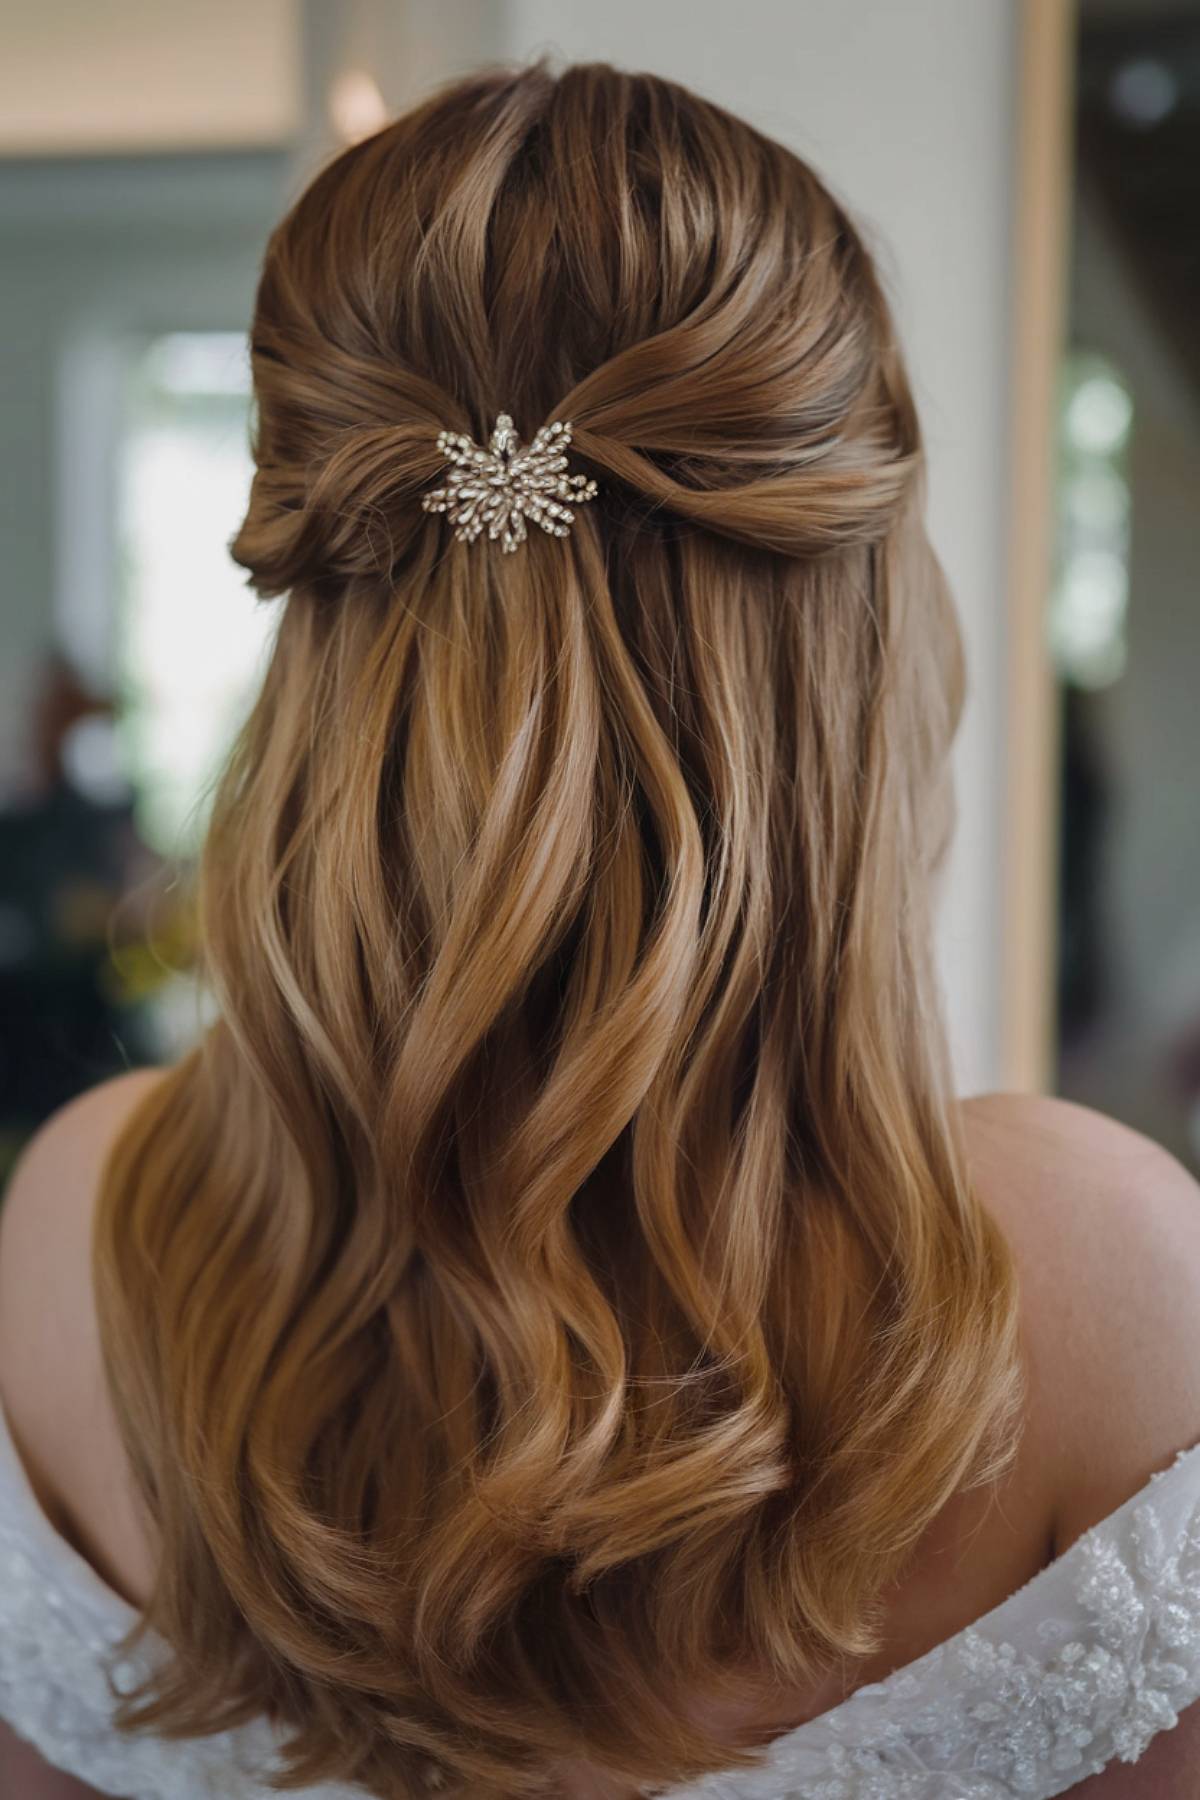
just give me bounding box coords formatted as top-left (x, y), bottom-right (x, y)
top-left (421, 413), bottom-right (599, 554)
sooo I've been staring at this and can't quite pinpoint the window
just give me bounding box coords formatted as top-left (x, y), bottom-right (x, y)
top-left (1050, 351), bottom-right (1133, 692)
top-left (114, 330), bottom-right (276, 857)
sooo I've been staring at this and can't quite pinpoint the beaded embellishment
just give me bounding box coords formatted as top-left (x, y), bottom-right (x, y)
top-left (421, 412), bottom-right (599, 553)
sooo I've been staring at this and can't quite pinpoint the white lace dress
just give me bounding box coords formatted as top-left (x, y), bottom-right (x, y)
top-left (3, 1406), bottom-right (1200, 1800)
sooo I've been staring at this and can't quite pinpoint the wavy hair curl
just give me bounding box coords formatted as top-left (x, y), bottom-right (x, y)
top-left (95, 57), bottom-right (1023, 1799)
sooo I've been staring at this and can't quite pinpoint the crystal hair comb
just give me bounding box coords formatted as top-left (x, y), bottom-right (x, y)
top-left (421, 413), bottom-right (599, 553)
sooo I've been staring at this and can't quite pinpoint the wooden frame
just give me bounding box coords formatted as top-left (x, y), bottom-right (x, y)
top-left (1000, 0), bottom-right (1077, 1091)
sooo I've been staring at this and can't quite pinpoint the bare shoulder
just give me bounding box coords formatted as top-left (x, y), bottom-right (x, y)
top-left (0, 1069), bottom-right (166, 1594)
top-left (962, 1092), bottom-right (1200, 1552)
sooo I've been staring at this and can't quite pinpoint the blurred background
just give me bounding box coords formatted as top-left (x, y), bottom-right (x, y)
top-left (0, 0), bottom-right (1196, 1182)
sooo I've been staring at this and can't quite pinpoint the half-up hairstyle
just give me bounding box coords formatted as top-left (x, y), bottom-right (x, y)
top-left (95, 56), bottom-right (1023, 1800)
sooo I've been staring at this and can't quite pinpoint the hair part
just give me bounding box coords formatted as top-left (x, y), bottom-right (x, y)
top-left (95, 55), bottom-right (1022, 1799)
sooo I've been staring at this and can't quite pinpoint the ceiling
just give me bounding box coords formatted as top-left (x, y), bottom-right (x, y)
top-left (0, 0), bottom-right (300, 156)
top-left (1081, 0), bottom-right (1199, 21)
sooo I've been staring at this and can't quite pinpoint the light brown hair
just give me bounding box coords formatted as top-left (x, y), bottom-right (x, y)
top-left (95, 57), bottom-right (1023, 1799)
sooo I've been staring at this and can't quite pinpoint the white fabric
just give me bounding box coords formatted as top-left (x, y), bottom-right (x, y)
top-left (2, 1403), bottom-right (1200, 1799)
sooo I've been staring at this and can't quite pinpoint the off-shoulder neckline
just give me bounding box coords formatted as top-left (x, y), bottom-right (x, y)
top-left (0, 1396), bottom-right (143, 1630)
top-left (679, 1431), bottom-right (1200, 1783)
top-left (2, 1394), bottom-right (1200, 1781)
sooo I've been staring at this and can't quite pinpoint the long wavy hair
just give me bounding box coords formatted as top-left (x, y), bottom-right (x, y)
top-left (95, 57), bottom-right (1024, 1800)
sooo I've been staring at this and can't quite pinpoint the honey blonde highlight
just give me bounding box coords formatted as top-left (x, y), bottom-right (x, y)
top-left (94, 58), bottom-right (1023, 1799)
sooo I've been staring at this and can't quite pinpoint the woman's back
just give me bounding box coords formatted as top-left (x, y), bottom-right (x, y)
top-left (3, 1075), bottom-right (1200, 1796)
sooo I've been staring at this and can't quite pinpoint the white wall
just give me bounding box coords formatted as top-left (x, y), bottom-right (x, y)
top-left (482, 1), bottom-right (1019, 1093)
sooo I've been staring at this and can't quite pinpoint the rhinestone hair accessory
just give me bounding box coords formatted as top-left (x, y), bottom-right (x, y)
top-left (421, 413), bottom-right (599, 553)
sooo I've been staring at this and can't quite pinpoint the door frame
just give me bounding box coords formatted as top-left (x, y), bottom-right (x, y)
top-left (1000, 0), bottom-right (1076, 1090)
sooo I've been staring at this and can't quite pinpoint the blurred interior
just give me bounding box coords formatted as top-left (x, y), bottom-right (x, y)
top-left (0, 0), bottom-right (1196, 1181)
top-left (1055, 0), bottom-right (1200, 1168)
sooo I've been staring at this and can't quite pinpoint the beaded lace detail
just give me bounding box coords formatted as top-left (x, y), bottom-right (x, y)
top-left (1, 1407), bottom-right (1199, 1799)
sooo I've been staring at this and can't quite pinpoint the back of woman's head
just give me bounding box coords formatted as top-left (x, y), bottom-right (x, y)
top-left (95, 58), bottom-right (1022, 1800)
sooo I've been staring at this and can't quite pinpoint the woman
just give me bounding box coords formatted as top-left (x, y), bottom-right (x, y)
top-left (2, 58), bottom-right (1200, 1800)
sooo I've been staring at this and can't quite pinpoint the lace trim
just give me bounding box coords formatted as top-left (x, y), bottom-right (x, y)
top-left (659, 1441), bottom-right (1200, 1798)
top-left (2, 1406), bottom-right (1200, 1799)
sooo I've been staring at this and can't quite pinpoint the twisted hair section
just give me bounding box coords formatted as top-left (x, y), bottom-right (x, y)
top-left (94, 57), bottom-right (1022, 1800)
